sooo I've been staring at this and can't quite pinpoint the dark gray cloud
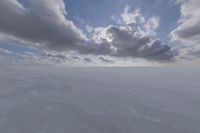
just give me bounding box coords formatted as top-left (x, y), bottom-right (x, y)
top-left (84, 57), bottom-right (93, 63)
top-left (0, 0), bottom-right (86, 50)
top-left (175, 23), bottom-right (200, 39)
top-left (0, 0), bottom-right (176, 62)
top-left (98, 57), bottom-right (115, 63)
top-left (41, 51), bottom-right (69, 60)
top-left (80, 26), bottom-right (177, 61)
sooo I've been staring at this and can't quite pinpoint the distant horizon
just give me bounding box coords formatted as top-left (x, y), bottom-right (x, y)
top-left (0, 1), bottom-right (200, 132)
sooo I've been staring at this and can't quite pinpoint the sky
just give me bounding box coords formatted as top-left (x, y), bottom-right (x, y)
top-left (0, 0), bottom-right (200, 66)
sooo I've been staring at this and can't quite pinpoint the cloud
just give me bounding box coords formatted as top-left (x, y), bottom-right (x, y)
top-left (0, 1), bottom-right (176, 62)
top-left (0, 0), bottom-right (86, 50)
top-left (177, 45), bottom-right (200, 61)
top-left (144, 16), bottom-right (160, 35)
top-left (121, 6), bottom-right (145, 25)
top-left (84, 57), bottom-right (93, 63)
top-left (17, 50), bottom-right (97, 65)
top-left (86, 25), bottom-right (93, 33)
top-left (120, 6), bottom-right (160, 36)
top-left (81, 25), bottom-right (176, 61)
top-left (78, 6), bottom-right (175, 61)
top-left (98, 57), bottom-right (115, 63)
top-left (41, 51), bottom-right (69, 61)
top-left (170, 0), bottom-right (200, 46)
top-left (0, 48), bottom-right (12, 55)
top-left (169, 0), bottom-right (200, 60)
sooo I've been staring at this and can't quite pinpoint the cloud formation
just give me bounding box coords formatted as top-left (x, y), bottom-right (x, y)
top-left (0, 48), bottom-right (12, 55)
top-left (170, 0), bottom-right (200, 58)
top-left (121, 6), bottom-right (145, 25)
top-left (82, 25), bottom-right (176, 61)
top-left (0, 1), bottom-right (176, 62)
top-left (0, 0), bottom-right (86, 50)
top-left (79, 7), bottom-right (176, 61)
top-left (170, 0), bottom-right (200, 44)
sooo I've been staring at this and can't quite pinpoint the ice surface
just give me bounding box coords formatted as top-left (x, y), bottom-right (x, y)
top-left (0, 65), bottom-right (200, 133)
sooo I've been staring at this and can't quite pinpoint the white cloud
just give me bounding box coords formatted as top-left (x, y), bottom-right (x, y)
top-left (121, 6), bottom-right (145, 25)
top-left (170, 0), bottom-right (200, 46)
top-left (144, 16), bottom-right (160, 35)
top-left (92, 26), bottom-right (114, 44)
top-left (86, 25), bottom-right (93, 33)
top-left (169, 0), bottom-right (200, 60)
top-left (120, 6), bottom-right (160, 36)
top-left (0, 48), bottom-right (12, 55)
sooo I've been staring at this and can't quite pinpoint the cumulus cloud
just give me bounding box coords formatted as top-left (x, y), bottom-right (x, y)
top-left (0, 1), bottom-right (176, 62)
top-left (169, 0), bottom-right (200, 59)
top-left (78, 6), bottom-right (175, 61)
top-left (0, 0), bottom-right (86, 50)
top-left (121, 6), bottom-right (160, 36)
top-left (170, 0), bottom-right (200, 46)
top-left (121, 6), bottom-right (145, 25)
top-left (82, 25), bottom-right (176, 61)
top-left (144, 16), bottom-right (160, 35)
top-left (86, 25), bottom-right (93, 33)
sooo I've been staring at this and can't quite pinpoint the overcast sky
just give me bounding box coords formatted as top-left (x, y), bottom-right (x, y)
top-left (0, 0), bottom-right (199, 66)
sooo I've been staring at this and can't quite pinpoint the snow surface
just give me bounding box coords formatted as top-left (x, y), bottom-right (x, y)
top-left (0, 65), bottom-right (200, 133)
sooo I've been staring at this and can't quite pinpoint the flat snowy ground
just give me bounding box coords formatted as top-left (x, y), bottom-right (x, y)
top-left (0, 65), bottom-right (200, 133)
